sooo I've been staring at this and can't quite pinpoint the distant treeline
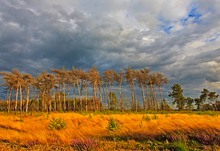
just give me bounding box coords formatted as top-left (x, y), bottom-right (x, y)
top-left (169, 84), bottom-right (220, 111)
top-left (0, 66), bottom-right (169, 113)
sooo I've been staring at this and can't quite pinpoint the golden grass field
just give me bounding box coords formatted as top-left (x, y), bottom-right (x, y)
top-left (0, 112), bottom-right (219, 150)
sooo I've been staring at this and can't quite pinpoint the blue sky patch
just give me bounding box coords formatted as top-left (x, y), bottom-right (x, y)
top-left (187, 7), bottom-right (202, 23)
top-left (159, 17), bottom-right (174, 34)
top-left (159, 7), bottom-right (203, 34)
top-left (179, 6), bottom-right (203, 26)
top-left (163, 25), bottom-right (173, 33)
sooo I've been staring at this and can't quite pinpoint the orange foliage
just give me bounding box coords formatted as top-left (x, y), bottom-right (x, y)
top-left (0, 112), bottom-right (219, 146)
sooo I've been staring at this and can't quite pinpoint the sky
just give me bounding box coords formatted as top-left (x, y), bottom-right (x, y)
top-left (0, 0), bottom-right (220, 100)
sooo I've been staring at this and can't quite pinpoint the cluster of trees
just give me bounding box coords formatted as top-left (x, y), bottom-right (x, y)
top-left (0, 66), bottom-right (168, 113)
top-left (169, 84), bottom-right (220, 111)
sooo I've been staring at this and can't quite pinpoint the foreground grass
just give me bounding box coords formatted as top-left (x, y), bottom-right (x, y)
top-left (0, 112), bottom-right (219, 150)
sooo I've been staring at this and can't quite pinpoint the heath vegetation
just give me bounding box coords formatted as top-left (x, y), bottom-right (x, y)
top-left (0, 112), bottom-right (218, 150)
top-left (0, 66), bottom-right (219, 150)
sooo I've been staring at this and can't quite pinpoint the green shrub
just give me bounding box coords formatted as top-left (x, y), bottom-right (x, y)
top-left (139, 120), bottom-right (143, 128)
top-left (152, 114), bottom-right (158, 120)
top-left (168, 141), bottom-right (188, 151)
top-left (142, 115), bottom-right (151, 121)
top-left (88, 113), bottom-right (93, 119)
top-left (48, 117), bottom-right (67, 130)
top-left (106, 117), bottom-right (119, 131)
top-left (187, 140), bottom-right (198, 147)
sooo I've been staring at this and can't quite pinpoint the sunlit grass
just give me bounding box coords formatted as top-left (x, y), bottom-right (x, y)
top-left (0, 112), bottom-right (219, 149)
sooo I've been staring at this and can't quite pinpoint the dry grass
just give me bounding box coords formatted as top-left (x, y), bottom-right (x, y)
top-left (0, 112), bottom-right (219, 149)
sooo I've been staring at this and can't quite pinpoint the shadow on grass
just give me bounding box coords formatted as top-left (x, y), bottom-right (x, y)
top-left (103, 128), bottom-right (220, 146)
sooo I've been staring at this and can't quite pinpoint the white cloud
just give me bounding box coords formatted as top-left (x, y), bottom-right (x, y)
top-left (0, 0), bottom-right (220, 98)
top-left (159, 0), bottom-right (191, 21)
top-left (185, 40), bottom-right (206, 50)
top-left (208, 82), bottom-right (220, 89)
top-left (142, 36), bottom-right (155, 44)
top-left (171, 23), bottom-right (184, 32)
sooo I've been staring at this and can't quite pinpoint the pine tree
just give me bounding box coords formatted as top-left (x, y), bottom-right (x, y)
top-left (168, 84), bottom-right (185, 110)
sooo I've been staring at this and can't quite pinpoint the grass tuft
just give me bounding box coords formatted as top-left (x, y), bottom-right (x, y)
top-left (48, 117), bottom-right (67, 130)
top-left (106, 117), bottom-right (120, 131)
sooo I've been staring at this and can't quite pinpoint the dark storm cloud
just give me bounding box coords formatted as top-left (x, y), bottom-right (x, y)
top-left (0, 0), bottom-right (220, 98)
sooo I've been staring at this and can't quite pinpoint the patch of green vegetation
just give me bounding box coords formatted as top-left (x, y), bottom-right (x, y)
top-left (106, 117), bottom-right (120, 131)
top-left (48, 117), bottom-right (67, 130)
top-left (152, 114), bottom-right (159, 120)
top-left (88, 113), bottom-right (93, 119)
top-left (142, 115), bottom-right (151, 121)
top-left (167, 141), bottom-right (188, 151)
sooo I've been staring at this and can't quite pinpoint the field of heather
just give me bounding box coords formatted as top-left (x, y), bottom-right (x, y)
top-left (0, 112), bottom-right (219, 150)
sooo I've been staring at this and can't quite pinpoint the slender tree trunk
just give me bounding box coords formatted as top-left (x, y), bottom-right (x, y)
top-left (58, 85), bottom-right (62, 112)
top-left (129, 85), bottom-right (133, 110)
top-left (80, 85), bottom-right (83, 111)
top-left (63, 82), bottom-right (66, 111)
top-left (6, 89), bottom-right (11, 112)
top-left (6, 90), bottom-right (9, 112)
top-left (118, 84), bottom-right (123, 111)
top-left (9, 89), bottom-right (12, 112)
top-left (72, 84), bottom-right (76, 111)
top-left (15, 87), bottom-right (19, 111)
top-left (130, 84), bottom-right (136, 111)
top-left (41, 91), bottom-right (45, 112)
top-left (98, 86), bottom-right (102, 110)
top-left (109, 82), bottom-right (112, 110)
top-left (158, 86), bottom-right (163, 101)
top-left (48, 91), bottom-right (52, 113)
top-left (19, 86), bottom-right (23, 112)
top-left (152, 85), bottom-right (158, 110)
top-left (158, 86), bottom-right (163, 109)
top-left (93, 87), bottom-right (95, 111)
top-left (37, 93), bottom-right (39, 111)
top-left (145, 86), bottom-right (150, 110)
top-left (53, 91), bottom-right (56, 112)
top-left (25, 87), bottom-right (30, 113)
top-left (105, 85), bottom-right (109, 109)
top-left (130, 83), bottom-right (137, 111)
top-left (93, 82), bottom-right (97, 111)
top-left (102, 86), bottom-right (106, 109)
top-left (44, 91), bottom-right (47, 112)
top-left (141, 85), bottom-right (146, 110)
top-left (133, 85), bottom-right (137, 111)
top-left (41, 92), bottom-right (43, 112)
top-left (67, 85), bottom-right (70, 111)
top-left (77, 82), bottom-right (81, 111)
top-left (149, 84), bottom-right (155, 110)
top-left (148, 86), bottom-right (151, 110)
top-left (48, 98), bottom-right (52, 113)
top-left (85, 86), bottom-right (88, 112)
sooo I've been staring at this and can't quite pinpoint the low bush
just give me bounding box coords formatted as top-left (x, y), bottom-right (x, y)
top-left (106, 117), bottom-right (119, 131)
top-left (152, 114), bottom-right (159, 120)
top-left (48, 117), bottom-right (67, 130)
top-left (142, 115), bottom-right (151, 121)
top-left (167, 141), bottom-right (188, 151)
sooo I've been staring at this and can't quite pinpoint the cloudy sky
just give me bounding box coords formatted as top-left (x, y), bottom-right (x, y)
top-left (0, 0), bottom-right (220, 99)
